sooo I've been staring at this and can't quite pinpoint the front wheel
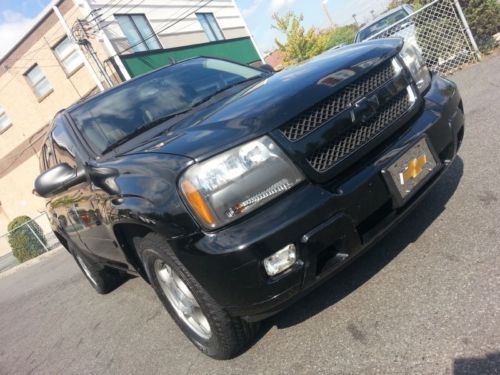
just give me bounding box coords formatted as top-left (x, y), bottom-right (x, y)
top-left (72, 247), bottom-right (125, 294)
top-left (138, 233), bottom-right (259, 359)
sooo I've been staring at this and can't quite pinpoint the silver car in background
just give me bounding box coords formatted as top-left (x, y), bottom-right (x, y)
top-left (355, 5), bottom-right (415, 43)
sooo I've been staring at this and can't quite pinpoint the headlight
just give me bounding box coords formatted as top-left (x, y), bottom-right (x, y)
top-left (398, 38), bottom-right (431, 93)
top-left (179, 136), bottom-right (304, 228)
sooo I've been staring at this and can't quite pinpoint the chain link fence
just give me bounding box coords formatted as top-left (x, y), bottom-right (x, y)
top-left (367, 0), bottom-right (481, 76)
top-left (0, 213), bottom-right (60, 273)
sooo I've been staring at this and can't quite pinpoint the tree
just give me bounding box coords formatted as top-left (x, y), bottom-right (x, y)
top-left (459, 0), bottom-right (500, 47)
top-left (7, 216), bottom-right (47, 263)
top-left (272, 12), bottom-right (331, 66)
top-left (326, 25), bottom-right (358, 49)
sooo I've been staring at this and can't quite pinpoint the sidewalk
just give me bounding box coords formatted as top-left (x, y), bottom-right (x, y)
top-left (0, 247), bottom-right (62, 279)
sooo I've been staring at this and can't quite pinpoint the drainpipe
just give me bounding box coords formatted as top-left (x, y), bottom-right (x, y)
top-left (52, 5), bottom-right (105, 91)
top-left (229, 0), bottom-right (265, 64)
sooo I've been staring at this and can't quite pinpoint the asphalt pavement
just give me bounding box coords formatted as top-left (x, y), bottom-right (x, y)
top-left (0, 53), bottom-right (499, 375)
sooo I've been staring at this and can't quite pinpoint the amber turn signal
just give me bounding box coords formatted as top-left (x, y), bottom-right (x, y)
top-left (181, 180), bottom-right (216, 227)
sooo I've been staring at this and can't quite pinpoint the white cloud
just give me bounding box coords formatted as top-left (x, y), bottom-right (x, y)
top-left (241, 0), bottom-right (265, 17)
top-left (0, 10), bottom-right (36, 58)
top-left (269, 0), bottom-right (298, 13)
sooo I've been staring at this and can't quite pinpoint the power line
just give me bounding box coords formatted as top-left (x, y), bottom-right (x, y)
top-left (99, 0), bottom-right (137, 20)
top-left (92, 0), bottom-right (130, 20)
top-left (113, 0), bottom-right (213, 57)
top-left (80, 0), bottom-right (145, 37)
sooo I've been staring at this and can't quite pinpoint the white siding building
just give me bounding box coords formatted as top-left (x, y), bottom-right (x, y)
top-left (78, 0), bottom-right (263, 77)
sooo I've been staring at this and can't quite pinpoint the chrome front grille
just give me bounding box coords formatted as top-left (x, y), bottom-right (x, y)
top-left (281, 59), bottom-right (396, 141)
top-left (307, 89), bottom-right (412, 173)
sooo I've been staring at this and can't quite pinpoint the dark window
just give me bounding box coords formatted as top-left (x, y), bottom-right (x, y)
top-left (115, 14), bottom-right (161, 52)
top-left (69, 58), bottom-right (264, 154)
top-left (196, 13), bottom-right (224, 41)
top-left (51, 116), bottom-right (77, 168)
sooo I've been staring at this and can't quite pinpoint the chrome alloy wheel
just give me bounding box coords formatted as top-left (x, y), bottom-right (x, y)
top-left (76, 254), bottom-right (97, 286)
top-left (154, 259), bottom-right (212, 340)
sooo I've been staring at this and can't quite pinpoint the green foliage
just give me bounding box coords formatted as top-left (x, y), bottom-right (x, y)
top-left (272, 12), bottom-right (331, 66)
top-left (459, 0), bottom-right (500, 48)
top-left (7, 216), bottom-right (47, 263)
top-left (326, 25), bottom-right (358, 49)
top-left (387, 0), bottom-right (406, 10)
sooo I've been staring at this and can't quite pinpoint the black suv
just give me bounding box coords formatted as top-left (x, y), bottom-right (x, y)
top-left (35, 38), bottom-right (464, 359)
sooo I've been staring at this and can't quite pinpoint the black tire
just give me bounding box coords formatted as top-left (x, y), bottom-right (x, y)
top-left (71, 247), bottom-right (125, 294)
top-left (137, 233), bottom-right (260, 360)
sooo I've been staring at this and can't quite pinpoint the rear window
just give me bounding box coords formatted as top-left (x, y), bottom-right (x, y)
top-left (70, 58), bottom-right (263, 154)
top-left (357, 9), bottom-right (409, 42)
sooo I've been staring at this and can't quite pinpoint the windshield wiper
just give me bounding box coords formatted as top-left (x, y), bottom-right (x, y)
top-left (102, 109), bottom-right (190, 154)
top-left (191, 75), bottom-right (264, 108)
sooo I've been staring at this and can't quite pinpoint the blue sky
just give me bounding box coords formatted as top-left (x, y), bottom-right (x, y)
top-left (0, 0), bottom-right (391, 57)
top-left (1, 0), bottom-right (48, 17)
top-left (0, 0), bottom-right (51, 56)
top-left (235, 0), bottom-right (391, 53)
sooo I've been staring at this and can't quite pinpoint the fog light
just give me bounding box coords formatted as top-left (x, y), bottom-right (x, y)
top-left (263, 244), bottom-right (297, 276)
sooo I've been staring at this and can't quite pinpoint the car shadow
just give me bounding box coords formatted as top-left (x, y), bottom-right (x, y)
top-left (266, 156), bottom-right (464, 330)
top-left (453, 351), bottom-right (500, 375)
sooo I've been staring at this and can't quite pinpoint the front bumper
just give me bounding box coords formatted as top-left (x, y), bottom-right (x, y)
top-left (171, 74), bottom-right (464, 321)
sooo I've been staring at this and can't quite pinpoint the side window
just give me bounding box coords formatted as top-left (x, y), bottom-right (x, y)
top-left (51, 116), bottom-right (77, 168)
top-left (40, 144), bottom-right (49, 171)
top-left (40, 137), bottom-right (56, 172)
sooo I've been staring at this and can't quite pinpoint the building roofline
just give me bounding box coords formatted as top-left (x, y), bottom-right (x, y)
top-left (0, 0), bottom-right (65, 66)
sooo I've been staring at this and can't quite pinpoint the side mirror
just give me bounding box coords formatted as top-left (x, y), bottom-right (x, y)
top-left (34, 163), bottom-right (86, 198)
top-left (259, 64), bottom-right (275, 73)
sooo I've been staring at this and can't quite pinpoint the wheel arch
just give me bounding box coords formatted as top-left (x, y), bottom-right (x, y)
top-left (113, 223), bottom-right (153, 281)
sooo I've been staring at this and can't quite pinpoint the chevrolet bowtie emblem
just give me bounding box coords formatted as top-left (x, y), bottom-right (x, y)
top-left (399, 154), bottom-right (427, 185)
top-left (350, 94), bottom-right (380, 123)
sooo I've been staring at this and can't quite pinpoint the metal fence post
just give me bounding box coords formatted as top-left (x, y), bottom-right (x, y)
top-left (26, 222), bottom-right (49, 253)
top-left (453, 0), bottom-right (481, 60)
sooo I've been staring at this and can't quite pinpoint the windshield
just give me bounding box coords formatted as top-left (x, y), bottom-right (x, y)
top-left (70, 58), bottom-right (264, 154)
top-left (356, 9), bottom-right (409, 42)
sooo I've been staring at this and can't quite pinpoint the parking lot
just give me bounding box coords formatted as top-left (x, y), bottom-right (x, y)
top-left (1, 53), bottom-right (499, 375)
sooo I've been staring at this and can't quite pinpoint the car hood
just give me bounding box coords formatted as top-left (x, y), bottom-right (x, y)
top-left (125, 38), bottom-right (403, 161)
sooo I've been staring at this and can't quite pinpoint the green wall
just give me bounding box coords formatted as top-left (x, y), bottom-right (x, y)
top-left (121, 37), bottom-right (261, 77)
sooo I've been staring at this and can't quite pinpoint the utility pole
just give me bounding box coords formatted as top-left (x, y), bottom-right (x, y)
top-left (52, 5), bottom-right (105, 92)
top-left (75, 18), bottom-right (114, 88)
top-left (352, 13), bottom-right (359, 26)
top-left (76, 1), bottom-right (131, 81)
top-left (322, 0), bottom-right (335, 29)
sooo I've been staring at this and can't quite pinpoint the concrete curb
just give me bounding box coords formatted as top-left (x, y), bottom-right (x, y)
top-left (0, 247), bottom-right (63, 280)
